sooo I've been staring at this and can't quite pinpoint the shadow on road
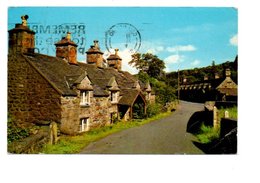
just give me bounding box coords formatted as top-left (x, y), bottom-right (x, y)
top-left (186, 110), bottom-right (212, 134)
top-left (186, 111), bottom-right (237, 154)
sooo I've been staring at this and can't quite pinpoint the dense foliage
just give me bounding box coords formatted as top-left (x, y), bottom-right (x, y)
top-left (129, 52), bottom-right (177, 108)
top-left (166, 56), bottom-right (238, 85)
top-left (8, 115), bottom-right (30, 143)
top-left (129, 53), bottom-right (166, 80)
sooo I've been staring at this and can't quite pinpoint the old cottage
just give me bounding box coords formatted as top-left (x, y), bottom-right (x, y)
top-left (8, 15), bottom-right (154, 135)
top-left (180, 68), bottom-right (238, 103)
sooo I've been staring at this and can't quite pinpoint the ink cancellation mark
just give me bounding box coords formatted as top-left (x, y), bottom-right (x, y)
top-left (105, 23), bottom-right (141, 54)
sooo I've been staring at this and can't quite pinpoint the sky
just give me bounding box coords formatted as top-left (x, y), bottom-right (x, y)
top-left (8, 7), bottom-right (237, 74)
top-left (8, 7), bottom-right (238, 74)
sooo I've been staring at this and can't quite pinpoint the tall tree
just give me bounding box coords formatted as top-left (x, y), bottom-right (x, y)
top-left (129, 52), bottom-right (165, 79)
top-left (128, 53), bottom-right (149, 72)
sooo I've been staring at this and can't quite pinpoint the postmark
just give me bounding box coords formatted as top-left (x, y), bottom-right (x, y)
top-left (105, 23), bottom-right (141, 54)
top-left (8, 22), bottom-right (87, 55)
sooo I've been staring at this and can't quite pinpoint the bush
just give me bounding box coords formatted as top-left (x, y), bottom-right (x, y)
top-left (196, 123), bottom-right (220, 144)
top-left (146, 103), bottom-right (163, 118)
top-left (8, 115), bottom-right (30, 143)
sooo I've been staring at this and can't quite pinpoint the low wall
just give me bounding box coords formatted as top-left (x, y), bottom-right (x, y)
top-left (8, 128), bottom-right (49, 154)
top-left (205, 101), bottom-right (237, 111)
top-left (220, 118), bottom-right (237, 138)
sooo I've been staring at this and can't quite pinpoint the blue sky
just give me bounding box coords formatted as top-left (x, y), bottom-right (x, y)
top-left (8, 7), bottom-right (237, 73)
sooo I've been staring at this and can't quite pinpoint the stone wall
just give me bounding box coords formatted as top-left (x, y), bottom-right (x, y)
top-left (8, 54), bottom-right (61, 125)
top-left (60, 91), bottom-right (118, 135)
top-left (8, 128), bottom-right (49, 154)
top-left (60, 96), bottom-right (80, 135)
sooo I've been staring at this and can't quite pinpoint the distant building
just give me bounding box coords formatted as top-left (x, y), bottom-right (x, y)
top-left (180, 67), bottom-right (237, 103)
top-left (8, 15), bottom-right (154, 135)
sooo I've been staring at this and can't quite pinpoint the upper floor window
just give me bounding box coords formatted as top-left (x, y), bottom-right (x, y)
top-left (111, 91), bottom-right (118, 103)
top-left (80, 91), bottom-right (91, 106)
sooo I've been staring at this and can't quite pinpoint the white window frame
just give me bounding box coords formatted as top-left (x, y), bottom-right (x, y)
top-left (80, 90), bottom-right (91, 106)
top-left (111, 91), bottom-right (118, 103)
top-left (147, 92), bottom-right (151, 100)
top-left (79, 118), bottom-right (90, 132)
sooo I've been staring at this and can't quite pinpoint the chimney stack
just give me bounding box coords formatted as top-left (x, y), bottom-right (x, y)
top-left (86, 40), bottom-right (104, 68)
top-left (204, 75), bottom-right (208, 81)
top-left (55, 32), bottom-right (78, 65)
top-left (215, 73), bottom-right (220, 79)
top-left (225, 68), bottom-right (231, 78)
top-left (107, 49), bottom-right (122, 71)
top-left (8, 15), bottom-right (35, 54)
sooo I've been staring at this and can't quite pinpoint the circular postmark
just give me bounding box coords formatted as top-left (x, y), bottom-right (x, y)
top-left (105, 23), bottom-right (141, 54)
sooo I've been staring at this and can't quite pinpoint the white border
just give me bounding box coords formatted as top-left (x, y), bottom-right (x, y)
top-left (2, 1), bottom-right (260, 183)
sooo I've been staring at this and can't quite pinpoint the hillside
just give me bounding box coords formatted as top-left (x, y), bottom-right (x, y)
top-left (165, 56), bottom-right (238, 87)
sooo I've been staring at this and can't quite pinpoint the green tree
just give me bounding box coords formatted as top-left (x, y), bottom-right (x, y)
top-left (129, 52), bottom-right (165, 79)
top-left (128, 53), bottom-right (149, 72)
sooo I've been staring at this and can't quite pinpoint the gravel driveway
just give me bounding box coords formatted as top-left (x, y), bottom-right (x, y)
top-left (80, 101), bottom-right (205, 154)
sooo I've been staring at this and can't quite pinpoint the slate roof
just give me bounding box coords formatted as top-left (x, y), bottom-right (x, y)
top-left (21, 52), bottom-right (142, 100)
top-left (118, 89), bottom-right (144, 106)
top-left (180, 72), bottom-right (238, 97)
top-left (217, 88), bottom-right (237, 96)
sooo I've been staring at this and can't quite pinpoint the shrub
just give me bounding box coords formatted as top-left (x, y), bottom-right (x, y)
top-left (146, 103), bottom-right (163, 118)
top-left (8, 115), bottom-right (30, 143)
top-left (196, 123), bottom-right (220, 144)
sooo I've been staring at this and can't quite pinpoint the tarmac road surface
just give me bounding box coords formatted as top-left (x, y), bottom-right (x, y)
top-left (80, 101), bottom-right (205, 154)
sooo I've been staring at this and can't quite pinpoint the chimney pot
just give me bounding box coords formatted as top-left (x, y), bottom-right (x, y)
top-left (21, 15), bottom-right (29, 26)
top-left (115, 48), bottom-right (119, 55)
top-left (93, 40), bottom-right (99, 48)
top-left (66, 32), bottom-right (71, 40)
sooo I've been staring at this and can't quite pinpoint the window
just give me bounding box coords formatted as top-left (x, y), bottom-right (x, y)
top-left (80, 91), bottom-right (91, 106)
top-left (111, 91), bottom-right (118, 103)
top-left (79, 118), bottom-right (90, 132)
top-left (147, 92), bottom-right (151, 100)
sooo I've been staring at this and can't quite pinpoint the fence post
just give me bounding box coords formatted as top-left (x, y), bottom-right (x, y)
top-left (49, 122), bottom-right (58, 145)
top-left (213, 106), bottom-right (220, 129)
top-left (224, 110), bottom-right (229, 118)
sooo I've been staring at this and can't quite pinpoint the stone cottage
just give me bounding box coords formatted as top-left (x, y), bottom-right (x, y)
top-left (180, 67), bottom-right (238, 102)
top-left (8, 15), bottom-right (154, 135)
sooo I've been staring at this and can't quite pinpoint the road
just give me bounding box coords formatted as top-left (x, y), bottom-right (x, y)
top-left (80, 101), bottom-right (205, 154)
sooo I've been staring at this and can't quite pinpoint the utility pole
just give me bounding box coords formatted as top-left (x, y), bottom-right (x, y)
top-left (177, 69), bottom-right (180, 103)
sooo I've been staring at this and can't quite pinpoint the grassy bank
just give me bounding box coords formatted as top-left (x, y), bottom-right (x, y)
top-left (219, 106), bottom-right (237, 120)
top-left (196, 123), bottom-right (220, 144)
top-left (195, 106), bottom-right (237, 144)
top-left (42, 111), bottom-right (172, 154)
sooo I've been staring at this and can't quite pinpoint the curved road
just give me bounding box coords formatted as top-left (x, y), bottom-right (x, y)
top-left (80, 101), bottom-right (204, 154)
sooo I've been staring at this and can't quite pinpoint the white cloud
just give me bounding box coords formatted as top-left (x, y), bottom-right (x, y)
top-left (147, 46), bottom-right (164, 54)
top-left (166, 45), bottom-right (196, 52)
top-left (191, 59), bottom-right (200, 66)
top-left (230, 34), bottom-right (238, 46)
top-left (164, 54), bottom-right (182, 64)
top-left (140, 41), bottom-right (164, 54)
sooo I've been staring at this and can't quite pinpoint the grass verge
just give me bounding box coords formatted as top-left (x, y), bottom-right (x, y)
top-left (196, 123), bottom-right (220, 144)
top-left (218, 106), bottom-right (237, 120)
top-left (42, 111), bottom-right (172, 154)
